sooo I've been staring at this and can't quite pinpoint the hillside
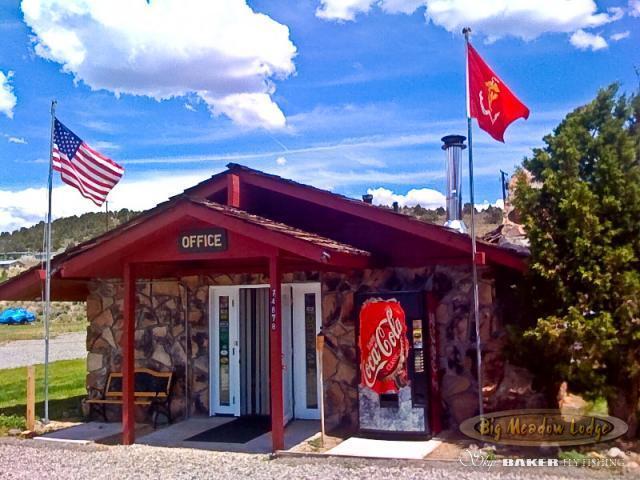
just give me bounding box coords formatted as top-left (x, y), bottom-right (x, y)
top-left (396, 203), bottom-right (503, 237)
top-left (0, 204), bottom-right (502, 260)
top-left (0, 209), bottom-right (139, 255)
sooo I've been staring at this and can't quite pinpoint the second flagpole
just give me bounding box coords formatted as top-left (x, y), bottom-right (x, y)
top-left (44, 99), bottom-right (57, 423)
top-left (463, 27), bottom-right (484, 419)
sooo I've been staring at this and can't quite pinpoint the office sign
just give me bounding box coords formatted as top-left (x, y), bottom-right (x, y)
top-left (178, 228), bottom-right (227, 253)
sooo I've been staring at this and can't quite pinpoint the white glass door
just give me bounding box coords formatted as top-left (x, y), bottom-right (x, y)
top-left (210, 287), bottom-right (240, 416)
top-left (282, 286), bottom-right (294, 424)
top-left (292, 283), bottom-right (322, 420)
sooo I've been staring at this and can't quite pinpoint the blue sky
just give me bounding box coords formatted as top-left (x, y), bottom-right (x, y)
top-left (0, 0), bottom-right (638, 233)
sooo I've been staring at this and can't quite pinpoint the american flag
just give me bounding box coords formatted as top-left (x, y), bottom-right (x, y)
top-left (52, 118), bottom-right (124, 206)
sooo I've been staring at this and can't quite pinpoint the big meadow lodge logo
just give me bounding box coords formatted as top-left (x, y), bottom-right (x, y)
top-left (460, 409), bottom-right (628, 447)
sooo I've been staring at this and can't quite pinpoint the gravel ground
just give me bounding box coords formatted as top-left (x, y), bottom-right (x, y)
top-left (0, 332), bottom-right (85, 369)
top-left (0, 438), bottom-right (632, 480)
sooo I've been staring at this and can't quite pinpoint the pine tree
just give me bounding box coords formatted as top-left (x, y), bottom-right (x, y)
top-left (513, 84), bottom-right (640, 437)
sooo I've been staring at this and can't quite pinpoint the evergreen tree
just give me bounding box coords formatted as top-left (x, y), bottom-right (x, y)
top-left (513, 84), bottom-right (640, 437)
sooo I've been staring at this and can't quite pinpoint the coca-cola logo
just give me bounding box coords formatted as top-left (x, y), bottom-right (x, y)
top-left (359, 298), bottom-right (410, 394)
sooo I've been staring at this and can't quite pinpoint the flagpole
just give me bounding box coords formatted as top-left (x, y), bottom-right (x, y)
top-left (44, 99), bottom-right (57, 423)
top-left (463, 27), bottom-right (484, 418)
top-left (105, 201), bottom-right (109, 232)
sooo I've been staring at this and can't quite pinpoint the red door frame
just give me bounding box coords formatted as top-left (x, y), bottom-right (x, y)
top-left (268, 255), bottom-right (284, 451)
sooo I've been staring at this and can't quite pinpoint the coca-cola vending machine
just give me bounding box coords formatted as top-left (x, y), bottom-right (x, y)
top-left (356, 291), bottom-right (431, 438)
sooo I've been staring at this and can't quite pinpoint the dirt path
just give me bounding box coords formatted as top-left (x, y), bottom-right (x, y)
top-left (0, 332), bottom-right (86, 369)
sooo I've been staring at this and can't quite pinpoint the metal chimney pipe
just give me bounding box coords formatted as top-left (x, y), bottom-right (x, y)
top-left (441, 135), bottom-right (467, 233)
top-left (362, 194), bottom-right (373, 204)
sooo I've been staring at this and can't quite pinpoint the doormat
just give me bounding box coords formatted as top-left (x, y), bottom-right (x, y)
top-left (186, 416), bottom-right (271, 444)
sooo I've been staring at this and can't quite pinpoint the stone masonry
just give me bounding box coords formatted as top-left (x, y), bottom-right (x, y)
top-left (85, 266), bottom-right (542, 431)
top-left (320, 265), bottom-right (544, 434)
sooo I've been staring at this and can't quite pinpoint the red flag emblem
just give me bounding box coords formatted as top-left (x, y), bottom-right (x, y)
top-left (467, 43), bottom-right (529, 142)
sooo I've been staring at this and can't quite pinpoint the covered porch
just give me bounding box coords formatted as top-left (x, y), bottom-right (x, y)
top-left (37, 418), bottom-right (321, 453)
top-left (46, 197), bottom-right (370, 451)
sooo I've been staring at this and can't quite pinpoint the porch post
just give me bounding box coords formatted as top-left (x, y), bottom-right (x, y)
top-left (268, 255), bottom-right (284, 451)
top-left (122, 263), bottom-right (136, 445)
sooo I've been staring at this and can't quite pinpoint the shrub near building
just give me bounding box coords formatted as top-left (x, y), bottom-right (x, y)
top-left (511, 84), bottom-right (640, 438)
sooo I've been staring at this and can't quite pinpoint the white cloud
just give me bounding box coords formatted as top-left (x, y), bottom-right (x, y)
top-left (0, 171), bottom-right (211, 233)
top-left (184, 103), bottom-right (197, 112)
top-left (630, 0), bottom-right (640, 17)
top-left (7, 136), bottom-right (27, 144)
top-left (0, 71), bottom-right (17, 119)
top-left (276, 156), bottom-right (287, 165)
top-left (21, 0), bottom-right (297, 129)
top-left (317, 1), bottom-right (623, 45)
top-left (367, 186), bottom-right (445, 209)
top-left (476, 198), bottom-right (504, 210)
top-left (316, 0), bottom-right (376, 20)
top-left (90, 140), bottom-right (119, 151)
top-left (610, 30), bottom-right (630, 41)
top-left (570, 29), bottom-right (608, 50)
top-left (82, 120), bottom-right (114, 133)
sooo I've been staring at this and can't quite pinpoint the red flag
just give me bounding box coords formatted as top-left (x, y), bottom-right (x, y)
top-left (467, 43), bottom-right (529, 142)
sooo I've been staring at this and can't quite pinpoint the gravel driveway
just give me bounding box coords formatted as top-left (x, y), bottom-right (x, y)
top-left (0, 332), bottom-right (86, 369)
top-left (0, 439), bottom-right (628, 480)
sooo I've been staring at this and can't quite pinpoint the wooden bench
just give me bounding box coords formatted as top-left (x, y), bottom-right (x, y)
top-left (86, 368), bottom-right (173, 428)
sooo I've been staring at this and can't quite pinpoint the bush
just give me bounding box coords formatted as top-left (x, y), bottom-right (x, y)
top-left (0, 414), bottom-right (25, 434)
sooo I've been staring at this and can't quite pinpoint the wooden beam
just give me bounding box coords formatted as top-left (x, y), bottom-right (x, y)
top-left (227, 173), bottom-right (241, 208)
top-left (122, 263), bottom-right (136, 445)
top-left (269, 255), bottom-right (284, 451)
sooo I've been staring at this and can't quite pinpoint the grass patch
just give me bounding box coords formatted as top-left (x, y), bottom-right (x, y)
top-left (0, 414), bottom-right (25, 436)
top-left (0, 359), bottom-right (86, 425)
top-left (0, 321), bottom-right (85, 344)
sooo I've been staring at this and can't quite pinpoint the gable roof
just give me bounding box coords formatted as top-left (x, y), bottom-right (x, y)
top-left (188, 163), bottom-right (527, 271)
top-left (0, 163), bottom-right (526, 301)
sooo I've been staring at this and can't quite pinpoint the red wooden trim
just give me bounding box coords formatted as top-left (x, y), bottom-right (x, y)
top-left (0, 268), bottom-right (41, 301)
top-left (237, 170), bottom-right (526, 271)
top-left (269, 255), bottom-right (284, 451)
top-left (474, 251), bottom-right (486, 265)
top-left (60, 200), bottom-right (370, 278)
top-left (181, 171), bottom-right (227, 199)
top-left (122, 263), bottom-right (136, 445)
top-left (227, 173), bottom-right (241, 208)
top-left (183, 204), bottom-right (367, 268)
top-left (426, 292), bottom-right (443, 435)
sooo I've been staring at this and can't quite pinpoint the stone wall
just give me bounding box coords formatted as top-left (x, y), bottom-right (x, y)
top-left (320, 265), bottom-right (544, 434)
top-left (85, 272), bottom-right (316, 422)
top-left (85, 266), bottom-right (541, 430)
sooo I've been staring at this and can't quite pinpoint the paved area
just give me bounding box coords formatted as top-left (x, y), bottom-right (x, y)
top-left (141, 417), bottom-right (319, 452)
top-left (39, 418), bottom-right (321, 454)
top-left (0, 438), bottom-right (629, 479)
top-left (0, 332), bottom-right (85, 369)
